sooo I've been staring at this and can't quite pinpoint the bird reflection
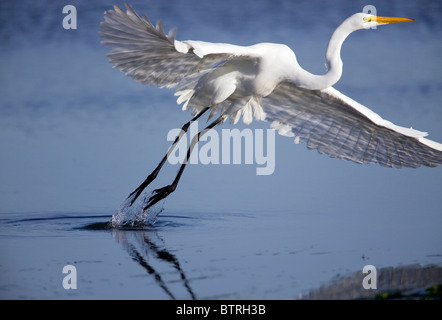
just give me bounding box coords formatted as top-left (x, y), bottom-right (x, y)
top-left (111, 228), bottom-right (196, 300)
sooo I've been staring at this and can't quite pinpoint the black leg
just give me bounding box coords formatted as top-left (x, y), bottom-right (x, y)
top-left (143, 115), bottom-right (226, 211)
top-left (128, 107), bottom-right (210, 206)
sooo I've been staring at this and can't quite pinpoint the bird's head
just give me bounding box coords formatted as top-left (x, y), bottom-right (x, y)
top-left (347, 12), bottom-right (414, 31)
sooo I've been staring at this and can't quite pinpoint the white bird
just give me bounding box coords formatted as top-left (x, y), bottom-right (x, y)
top-left (99, 4), bottom-right (442, 211)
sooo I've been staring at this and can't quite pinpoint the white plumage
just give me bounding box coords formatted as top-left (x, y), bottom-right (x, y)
top-left (99, 4), bottom-right (442, 213)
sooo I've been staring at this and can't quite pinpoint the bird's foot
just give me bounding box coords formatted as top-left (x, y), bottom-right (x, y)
top-left (143, 184), bottom-right (175, 211)
top-left (128, 171), bottom-right (160, 206)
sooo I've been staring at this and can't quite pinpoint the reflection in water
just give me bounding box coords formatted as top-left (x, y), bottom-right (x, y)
top-left (303, 264), bottom-right (442, 299)
top-left (111, 227), bottom-right (196, 300)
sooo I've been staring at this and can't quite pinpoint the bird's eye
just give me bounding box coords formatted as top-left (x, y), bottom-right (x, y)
top-left (364, 17), bottom-right (373, 22)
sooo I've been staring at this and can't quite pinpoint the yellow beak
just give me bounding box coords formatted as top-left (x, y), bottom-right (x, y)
top-left (373, 16), bottom-right (415, 24)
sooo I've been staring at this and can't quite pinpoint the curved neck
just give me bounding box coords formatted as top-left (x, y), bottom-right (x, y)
top-left (292, 20), bottom-right (355, 90)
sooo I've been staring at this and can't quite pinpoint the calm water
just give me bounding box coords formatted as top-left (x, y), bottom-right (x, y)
top-left (0, 0), bottom-right (441, 299)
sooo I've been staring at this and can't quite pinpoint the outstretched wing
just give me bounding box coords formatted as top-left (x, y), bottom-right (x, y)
top-left (263, 82), bottom-right (442, 168)
top-left (98, 4), bottom-right (255, 89)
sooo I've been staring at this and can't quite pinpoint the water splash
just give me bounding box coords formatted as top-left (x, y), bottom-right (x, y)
top-left (110, 191), bottom-right (165, 228)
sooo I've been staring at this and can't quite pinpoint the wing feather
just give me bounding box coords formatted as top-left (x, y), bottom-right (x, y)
top-left (99, 4), bottom-right (223, 88)
top-left (263, 82), bottom-right (442, 168)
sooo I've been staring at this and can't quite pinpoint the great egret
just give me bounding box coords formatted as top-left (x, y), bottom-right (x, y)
top-left (99, 4), bottom-right (442, 212)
